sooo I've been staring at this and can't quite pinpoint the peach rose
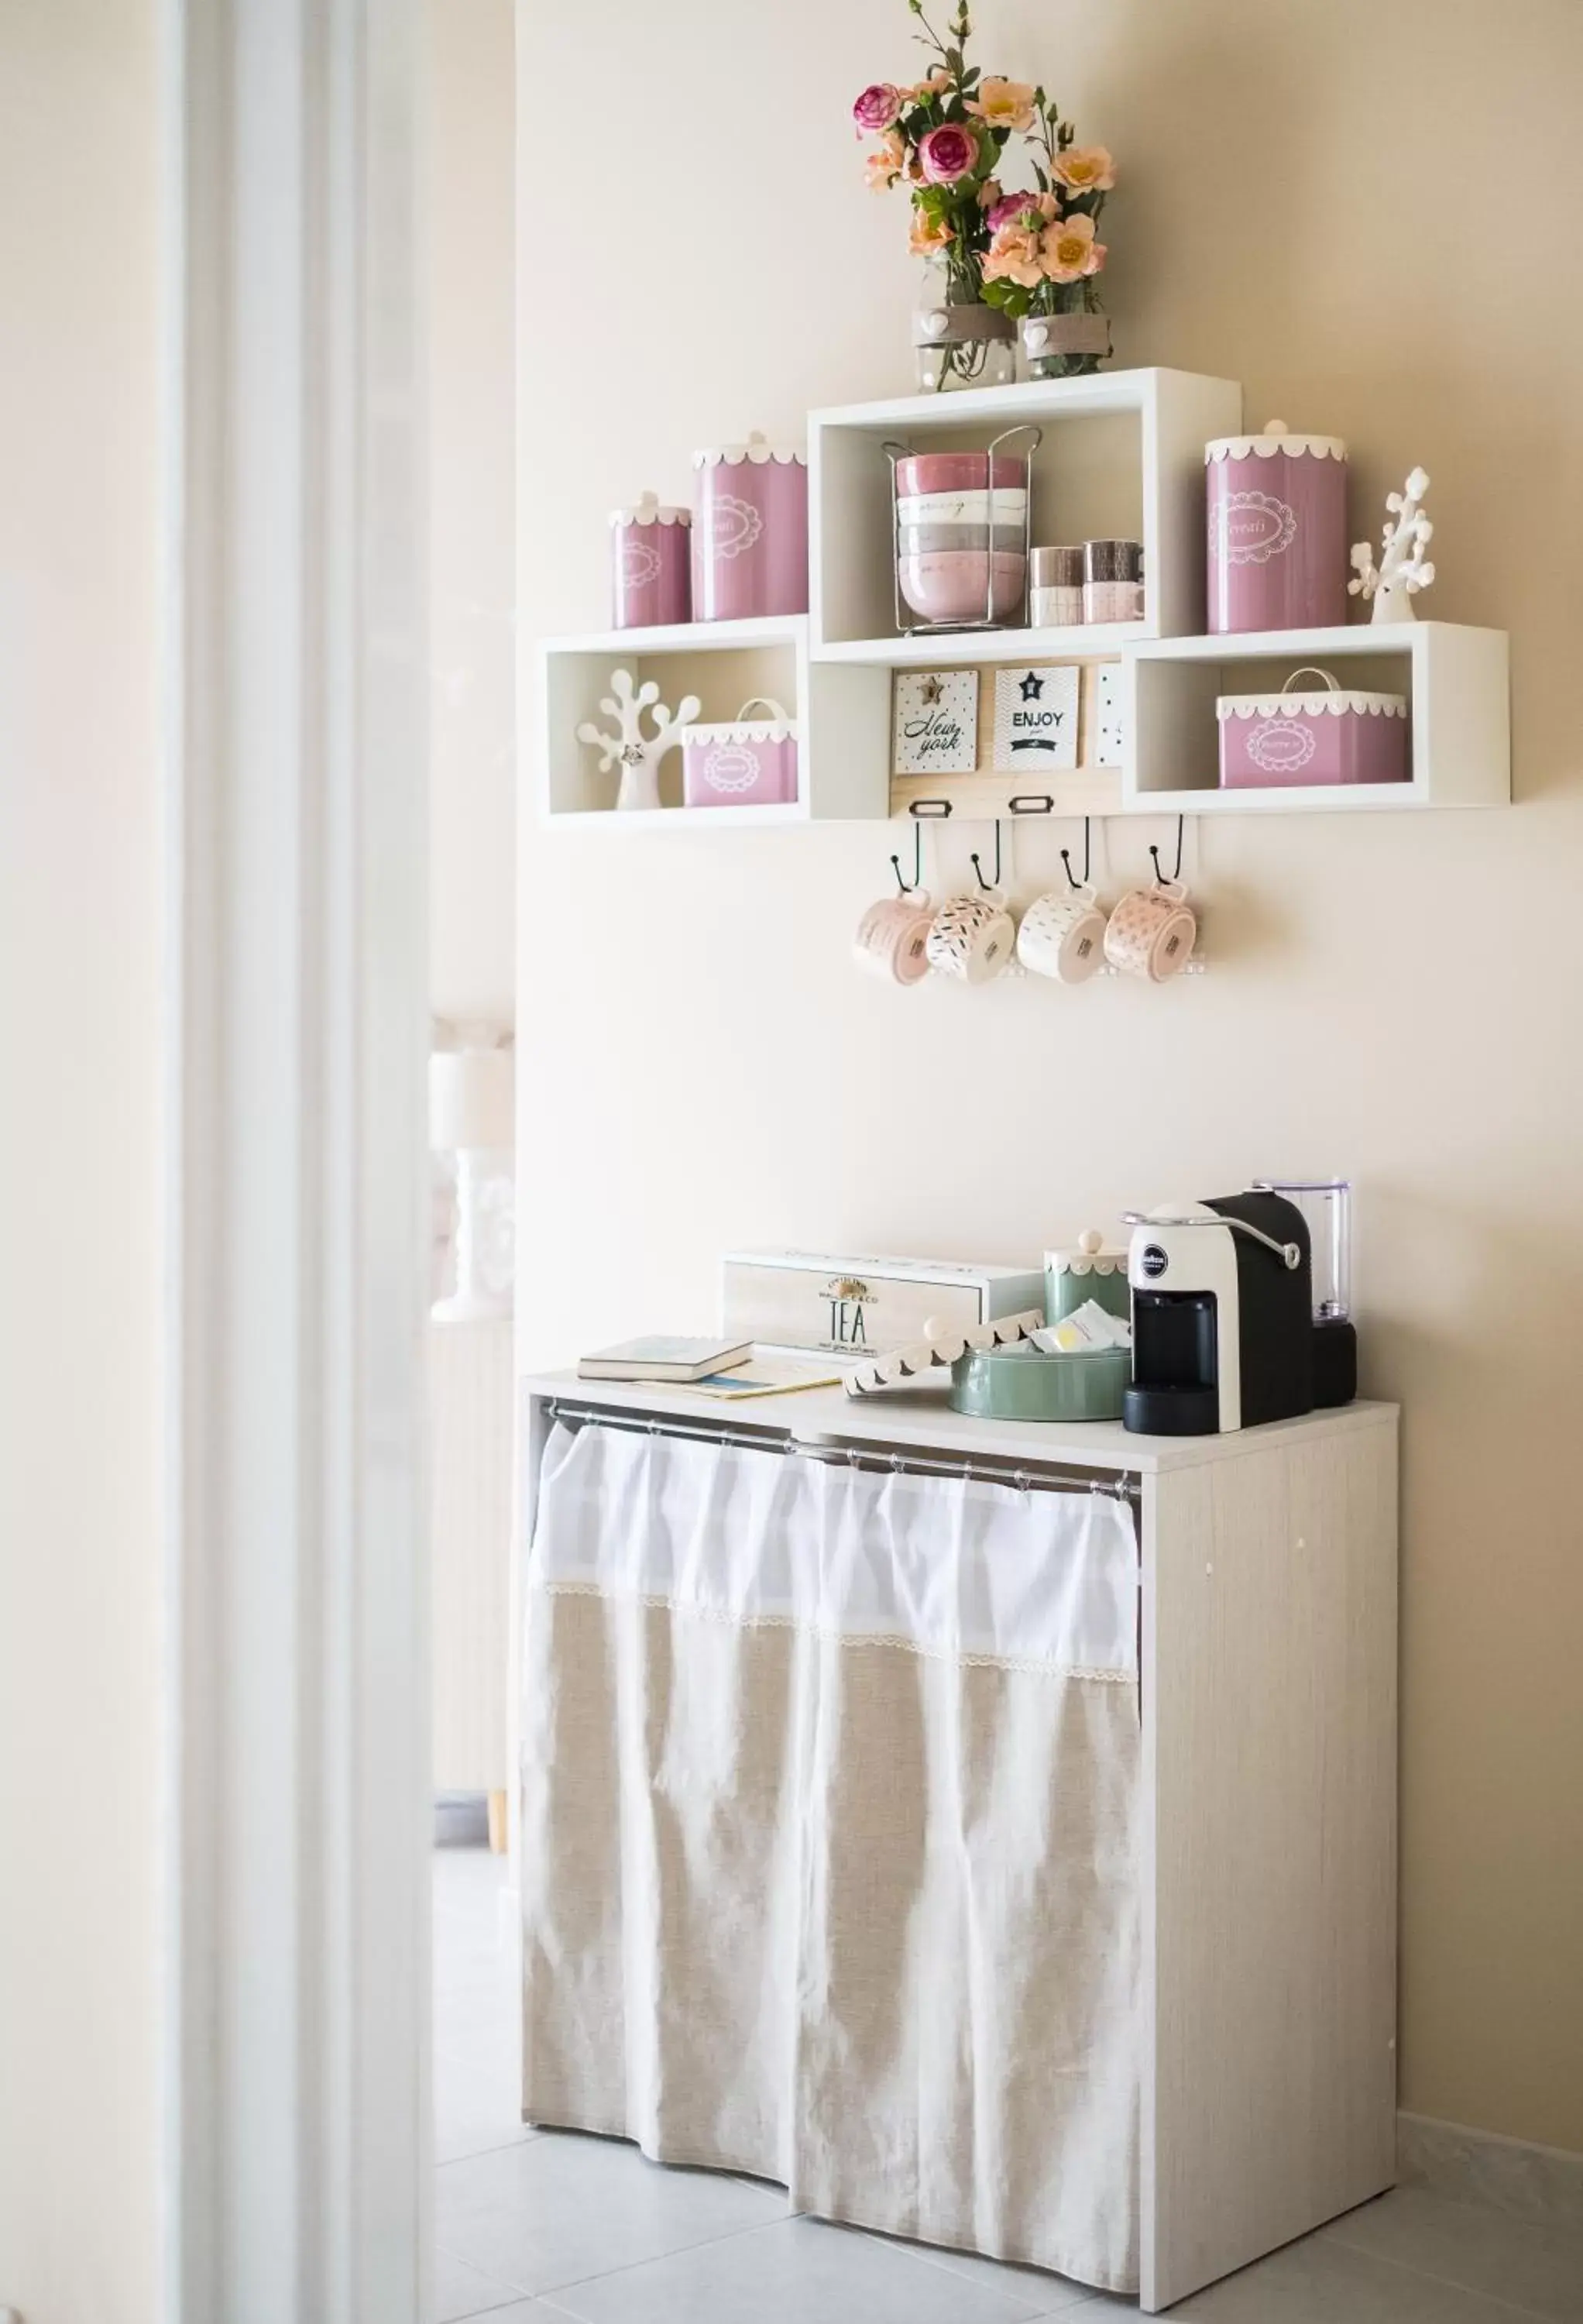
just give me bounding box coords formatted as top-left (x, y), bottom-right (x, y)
top-left (976, 176), bottom-right (1003, 211)
top-left (864, 131), bottom-right (906, 190)
top-left (1040, 211), bottom-right (1105, 281)
top-left (902, 66), bottom-right (953, 98)
top-left (1052, 144), bottom-right (1117, 195)
top-left (982, 222), bottom-right (1045, 289)
top-left (967, 76), bottom-right (1037, 132)
top-left (908, 211), bottom-right (956, 256)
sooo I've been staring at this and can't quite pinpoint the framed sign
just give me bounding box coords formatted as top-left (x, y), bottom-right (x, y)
top-left (892, 669), bottom-right (980, 775)
top-left (991, 665), bottom-right (1080, 772)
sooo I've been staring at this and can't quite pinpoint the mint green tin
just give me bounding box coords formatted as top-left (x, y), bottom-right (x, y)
top-left (1044, 1232), bottom-right (1131, 1324)
top-left (949, 1341), bottom-right (1131, 1423)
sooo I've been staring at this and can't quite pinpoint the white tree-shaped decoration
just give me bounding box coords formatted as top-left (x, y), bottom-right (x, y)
top-left (1349, 466), bottom-right (1436, 624)
top-left (576, 667), bottom-right (702, 810)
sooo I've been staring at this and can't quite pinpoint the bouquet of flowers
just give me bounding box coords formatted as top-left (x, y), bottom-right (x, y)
top-left (852, 2), bottom-right (1035, 387)
top-left (979, 91), bottom-right (1114, 377)
top-left (853, 4), bottom-right (1115, 387)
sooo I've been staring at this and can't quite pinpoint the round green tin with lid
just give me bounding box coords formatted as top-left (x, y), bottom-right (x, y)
top-left (1045, 1226), bottom-right (1131, 1323)
top-left (949, 1341), bottom-right (1130, 1424)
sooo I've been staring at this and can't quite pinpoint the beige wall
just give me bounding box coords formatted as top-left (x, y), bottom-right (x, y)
top-left (430, 0), bottom-right (517, 1022)
top-left (515, 0), bottom-right (1583, 2153)
top-left (0, 4), bottom-right (161, 2319)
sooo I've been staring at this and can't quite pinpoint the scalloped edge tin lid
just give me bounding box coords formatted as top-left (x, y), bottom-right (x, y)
top-left (693, 428), bottom-right (807, 469)
top-left (1205, 417), bottom-right (1347, 463)
top-left (609, 489), bottom-right (691, 527)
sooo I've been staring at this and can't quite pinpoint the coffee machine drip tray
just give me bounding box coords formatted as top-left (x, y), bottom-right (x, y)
top-left (1122, 1381), bottom-right (1222, 1435)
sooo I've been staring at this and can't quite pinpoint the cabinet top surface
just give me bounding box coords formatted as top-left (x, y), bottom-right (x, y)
top-left (519, 1369), bottom-right (1396, 1476)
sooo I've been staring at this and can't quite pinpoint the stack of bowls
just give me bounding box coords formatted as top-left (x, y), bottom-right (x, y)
top-left (895, 451), bottom-right (1029, 627)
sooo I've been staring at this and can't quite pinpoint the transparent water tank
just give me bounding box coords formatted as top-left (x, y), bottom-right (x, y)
top-left (1252, 1178), bottom-right (1351, 1320)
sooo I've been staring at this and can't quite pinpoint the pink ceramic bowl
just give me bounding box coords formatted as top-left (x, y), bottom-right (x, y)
top-left (895, 452), bottom-right (1028, 498)
top-left (898, 548), bottom-right (1026, 624)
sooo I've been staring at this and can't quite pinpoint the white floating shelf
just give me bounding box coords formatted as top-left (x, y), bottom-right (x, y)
top-left (1121, 621), bottom-right (1510, 813)
top-left (809, 366), bottom-right (1242, 662)
top-left (537, 612), bottom-right (891, 827)
top-left (813, 617), bottom-right (1152, 668)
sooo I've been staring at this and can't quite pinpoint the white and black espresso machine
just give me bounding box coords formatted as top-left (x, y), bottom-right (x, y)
top-left (1121, 1189), bottom-right (1358, 1435)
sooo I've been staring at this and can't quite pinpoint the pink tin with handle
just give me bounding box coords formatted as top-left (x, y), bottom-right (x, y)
top-left (1218, 666), bottom-right (1409, 789)
top-left (692, 432), bottom-right (809, 621)
top-left (1206, 419), bottom-right (1348, 634)
top-left (681, 697), bottom-right (800, 808)
top-left (610, 490), bottom-right (692, 629)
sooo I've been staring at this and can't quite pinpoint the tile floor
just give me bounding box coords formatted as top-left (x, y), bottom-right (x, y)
top-left (434, 1846), bottom-right (1583, 2322)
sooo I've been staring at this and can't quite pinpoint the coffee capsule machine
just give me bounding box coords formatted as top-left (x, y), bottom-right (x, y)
top-left (1252, 1176), bottom-right (1358, 1409)
top-left (1121, 1189), bottom-right (1319, 1435)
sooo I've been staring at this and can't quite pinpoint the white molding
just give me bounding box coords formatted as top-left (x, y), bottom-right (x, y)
top-left (163, 2), bottom-right (429, 2319)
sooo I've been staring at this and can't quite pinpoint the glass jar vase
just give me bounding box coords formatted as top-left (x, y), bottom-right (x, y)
top-left (1018, 290), bottom-right (1112, 382)
top-left (913, 257), bottom-right (1015, 394)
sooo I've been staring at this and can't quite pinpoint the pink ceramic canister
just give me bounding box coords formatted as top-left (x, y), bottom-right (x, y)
top-left (1206, 418), bottom-right (1348, 634)
top-left (692, 431), bottom-right (809, 621)
top-left (610, 491), bottom-right (692, 629)
top-left (1217, 666), bottom-right (1409, 789)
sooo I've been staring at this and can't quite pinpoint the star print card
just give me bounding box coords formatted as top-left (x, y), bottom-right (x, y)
top-left (892, 669), bottom-right (980, 775)
top-left (992, 665), bottom-right (1080, 772)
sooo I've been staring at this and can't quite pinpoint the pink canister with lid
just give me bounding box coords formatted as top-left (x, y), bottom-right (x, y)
top-left (610, 490), bottom-right (691, 629)
top-left (680, 697), bottom-right (799, 808)
top-left (692, 431), bottom-right (809, 621)
top-left (1206, 418), bottom-right (1348, 634)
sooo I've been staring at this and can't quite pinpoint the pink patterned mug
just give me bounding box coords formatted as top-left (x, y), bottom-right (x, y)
top-left (1104, 878), bottom-right (1197, 982)
top-left (855, 891), bottom-right (936, 986)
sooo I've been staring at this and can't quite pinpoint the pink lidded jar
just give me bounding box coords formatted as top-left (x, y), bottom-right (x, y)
top-left (610, 491), bottom-right (691, 630)
top-left (692, 431), bottom-right (809, 621)
top-left (1206, 418), bottom-right (1348, 634)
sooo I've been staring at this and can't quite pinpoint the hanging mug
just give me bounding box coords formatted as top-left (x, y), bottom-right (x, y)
top-left (1104, 877), bottom-right (1197, 982)
top-left (1017, 882), bottom-right (1108, 984)
top-left (926, 889), bottom-right (1015, 985)
top-left (855, 890), bottom-right (936, 986)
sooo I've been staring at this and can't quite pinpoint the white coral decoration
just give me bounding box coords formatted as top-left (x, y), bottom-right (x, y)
top-left (1349, 466), bottom-right (1436, 624)
top-left (576, 666), bottom-right (702, 811)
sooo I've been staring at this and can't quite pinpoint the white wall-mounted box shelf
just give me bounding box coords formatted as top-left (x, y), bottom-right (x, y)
top-left (808, 367), bottom-right (1242, 666)
top-left (1121, 621), bottom-right (1510, 813)
top-left (537, 614), bottom-right (890, 828)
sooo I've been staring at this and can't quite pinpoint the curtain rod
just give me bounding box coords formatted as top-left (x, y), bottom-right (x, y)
top-left (544, 1398), bottom-right (1140, 1504)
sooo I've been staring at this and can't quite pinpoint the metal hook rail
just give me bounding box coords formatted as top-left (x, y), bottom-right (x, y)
top-left (544, 1398), bottom-right (1140, 1504)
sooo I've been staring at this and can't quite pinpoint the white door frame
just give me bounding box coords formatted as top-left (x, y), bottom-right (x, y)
top-left (163, 2), bottom-right (431, 2317)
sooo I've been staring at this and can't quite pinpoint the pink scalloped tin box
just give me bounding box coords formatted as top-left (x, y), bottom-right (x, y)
top-left (610, 492), bottom-right (691, 629)
top-left (1218, 672), bottom-right (1409, 789)
top-left (1206, 419), bottom-right (1348, 634)
top-left (692, 432), bottom-right (809, 621)
top-left (681, 698), bottom-right (800, 808)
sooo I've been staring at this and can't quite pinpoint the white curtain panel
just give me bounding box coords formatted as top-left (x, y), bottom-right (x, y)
top-left (521, 1418), bottom-right (1142, 2295)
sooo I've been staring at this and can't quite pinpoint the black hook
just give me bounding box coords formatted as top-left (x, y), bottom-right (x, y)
top-left (1060, 815), bottom-right (1093, 892)
top-left (970, 820), bottom-right (1004, 892)
top-left (890, 820), bottom-right (925, 895)
top-left (1149, 813), bottom-right (1186, 888)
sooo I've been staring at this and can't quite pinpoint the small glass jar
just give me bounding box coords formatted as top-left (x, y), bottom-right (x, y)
top-left (1083, 538), bottom-right (1144, 624)
top-left (1029, 546), bottom-right (1084, 629)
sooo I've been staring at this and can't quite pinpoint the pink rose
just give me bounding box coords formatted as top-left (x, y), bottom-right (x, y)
top-left (852, 82), bottom-right (902, 135)
top-left (917, 122), bottom-right (980, 185)
top-left (986, 190), bottom-right (1042, 232)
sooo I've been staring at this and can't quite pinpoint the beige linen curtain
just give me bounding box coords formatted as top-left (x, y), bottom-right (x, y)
top-left (520, 1418), bottom-right (1142, 2295)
